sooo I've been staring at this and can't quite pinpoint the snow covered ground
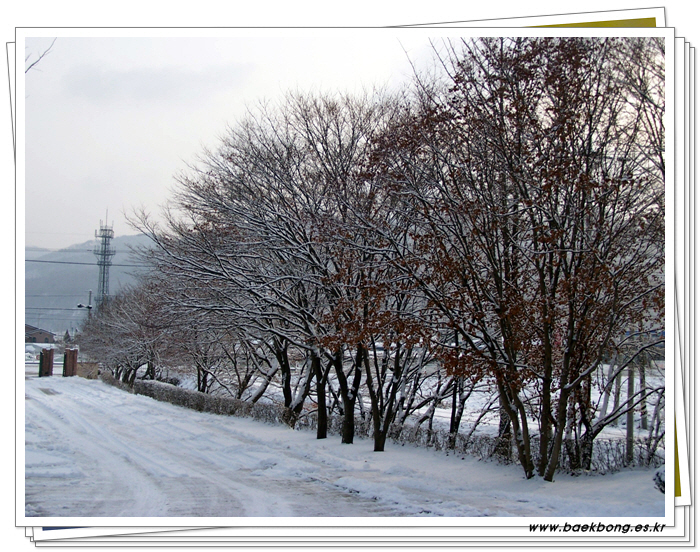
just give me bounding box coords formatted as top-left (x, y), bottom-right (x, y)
top-left (23, 365), bottom-right (664, 520)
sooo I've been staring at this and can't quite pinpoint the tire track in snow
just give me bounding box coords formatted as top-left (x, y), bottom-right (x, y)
top-left (25, 375), bottom-right (663, 518)
top-left (24, 377), bottom-right (405, 517)
top-left (25, 377), bottom-right (252, 516)
top-left (25, 384), bottom-right (170, 516)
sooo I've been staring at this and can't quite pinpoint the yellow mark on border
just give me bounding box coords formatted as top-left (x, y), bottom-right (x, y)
top-left (534, 17), bottom-right (656, 28)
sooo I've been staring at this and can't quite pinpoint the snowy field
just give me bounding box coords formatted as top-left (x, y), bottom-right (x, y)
top-left (24, 365), bottom-right (664, 519)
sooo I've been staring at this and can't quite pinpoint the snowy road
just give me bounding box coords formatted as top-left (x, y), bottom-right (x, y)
top-left (24, 369), bottom-right (664, 519)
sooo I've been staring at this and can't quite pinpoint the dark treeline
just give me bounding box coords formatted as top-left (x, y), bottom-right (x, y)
top-left (78, 37), bottom-right (666, 481)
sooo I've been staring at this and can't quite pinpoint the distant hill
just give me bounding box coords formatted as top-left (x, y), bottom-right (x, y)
top-left (24, 234), bottom-right (153, 335)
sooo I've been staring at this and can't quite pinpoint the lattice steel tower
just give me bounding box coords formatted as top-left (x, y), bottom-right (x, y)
top-left (94, 218), bottom-right (116, 306)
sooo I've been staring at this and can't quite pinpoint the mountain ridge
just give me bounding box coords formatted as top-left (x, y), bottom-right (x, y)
top-left (24, 233), bottom-right (153, 335)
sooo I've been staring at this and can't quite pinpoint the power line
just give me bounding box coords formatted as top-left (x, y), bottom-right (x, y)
top-left (25, 314), bottom-right (87, 319)
top-left (26, 249), bottom-right (132, 254)
top-left (26, 231), bottom-right (90, 236)
top-left (25, 319), bottom-right (84, 324)
top-left (25, 307), bottom-right (85, 311)
top-left (25, 259), bottom-right (146, 267)
top-left (26, 259), bottom-right (96, 266)
top-left (26, 294), bottom-right (87, 298)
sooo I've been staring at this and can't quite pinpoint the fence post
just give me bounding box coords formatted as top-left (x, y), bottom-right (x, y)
top-left (39, 348), bottom-right (54, 377)
top-left (63, 348), bottom-right (78, 377)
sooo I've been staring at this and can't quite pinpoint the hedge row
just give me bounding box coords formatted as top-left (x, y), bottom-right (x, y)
top-left (296, 411), bottom-right (665, 474)
top-left (100, 373), bottom-right (663, 474)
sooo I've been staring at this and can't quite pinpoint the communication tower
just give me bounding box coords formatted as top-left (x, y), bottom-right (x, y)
top-left (94, 217), bottom-right (116, 306)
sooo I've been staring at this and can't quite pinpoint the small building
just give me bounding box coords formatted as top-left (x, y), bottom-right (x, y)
top-left (25, 324), bottom-right (55, 344)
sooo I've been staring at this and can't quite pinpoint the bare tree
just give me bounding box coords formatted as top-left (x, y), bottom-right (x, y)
top-left (131, 90), bottom-right (401, 439)
top-left (78, 279), bottom-right (170, 385)
top-left (365, 37), bottom-right (665, 479)
top-left (25, 38), bottom-right (56, 73)
top-left (78, 38), bottom-right (665, 480)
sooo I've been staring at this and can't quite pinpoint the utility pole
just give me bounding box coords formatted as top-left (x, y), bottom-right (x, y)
top-left (94, 216), bottom-right (116, 307)
top-left (77, 290), bottom-right (93, 318)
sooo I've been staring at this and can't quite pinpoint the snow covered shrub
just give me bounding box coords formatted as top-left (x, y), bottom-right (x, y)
top-left (99, 371), bottom-right (135, 394)
top-left (654, 467), bottom-right (665, 493)
top-left (129, 379), bottom-right (299, 427)
top-left (157, 375), bottom-right (181, 386)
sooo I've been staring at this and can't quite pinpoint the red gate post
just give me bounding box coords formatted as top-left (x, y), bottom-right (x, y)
top-left (70, 348), bottom-right (77, 376)
top-left (63, 348), bottom-right (78, 377)
top-left (39, 348), bottom-right (54, 377)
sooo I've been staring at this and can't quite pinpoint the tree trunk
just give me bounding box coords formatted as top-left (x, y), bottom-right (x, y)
top-left (544, 319), bottom-right (577, 482)
top-left (497, 381), bottom-right (534, 479)
top-left (448, 376), bottom-right (466, 450)
top-left (145, 359), bottom-right (156, 380)
top-left (275, 342), bottom-right (293, 409)
top-left (563, 396), bottom-right (579, 471)
top-left (313, 352), bottom-right (329, 440)
top-left (538, 323), bottom-right (554, 476)
top-left (626, 365), bottom-right (635, 464)
top-left (611, 370), bottom-right (623, 426)
top-left (363, 345), bottom-right (384, 451)
top-left (597, 354), bottom-right (618, 424)
top-left (639, 355), bottom-right (648, 431)
top-left (333, 348), bottom-right (362, 444)
top-left (197, 367), bottom-right (209, 393)
top-left (579, 430), bottom-right (594, 472)
top-left (544, 381), bottom-right (573, 481)
top-left (494, 394), bottom-right (512, 461)
top-left (286, 359), bottom-right (314, 429)
top-left (373, 428), bottom-right (387, 452)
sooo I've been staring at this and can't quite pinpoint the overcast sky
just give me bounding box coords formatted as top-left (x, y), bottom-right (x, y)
top-left (22, 31), bottom-right (443, 250)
